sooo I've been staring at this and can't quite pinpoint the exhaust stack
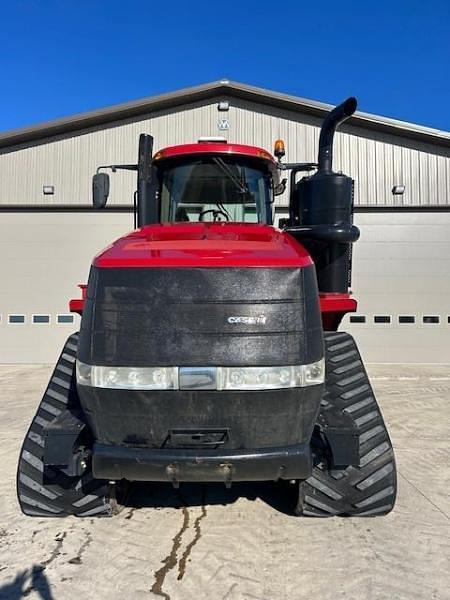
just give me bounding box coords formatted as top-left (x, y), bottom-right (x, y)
top-left (317, 97), bottom-right (357, 173)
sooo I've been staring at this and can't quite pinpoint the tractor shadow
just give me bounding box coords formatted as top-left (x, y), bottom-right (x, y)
top-left (122, 480), bottom-right (298, 516)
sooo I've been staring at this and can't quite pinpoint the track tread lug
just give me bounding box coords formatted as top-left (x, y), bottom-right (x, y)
top-left (17, 333), bottom-right (114, 518)
top-left (297, 332), bottom-right (397, 518)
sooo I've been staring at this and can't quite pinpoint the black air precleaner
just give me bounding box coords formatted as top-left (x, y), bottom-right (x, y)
top-left (287, 97), bottom-right (360, 293)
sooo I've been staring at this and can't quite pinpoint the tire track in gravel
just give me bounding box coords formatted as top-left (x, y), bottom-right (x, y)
top-left (68, 529), bottom-right (93, 564)
top-left (21, 529), bottom-right (69, 597)
top-left (38, 530), bottom-right (68, 569)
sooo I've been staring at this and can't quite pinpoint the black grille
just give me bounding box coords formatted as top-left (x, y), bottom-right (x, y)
top-left (78, 266), bottom-right (323, 367)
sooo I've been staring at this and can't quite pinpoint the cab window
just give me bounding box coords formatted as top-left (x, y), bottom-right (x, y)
top-left (158, 156), bottom-right (273, 224)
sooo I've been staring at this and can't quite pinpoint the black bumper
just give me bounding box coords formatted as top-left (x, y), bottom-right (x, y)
top-left (78, 385), bottom-right (323, 450)
top-left (92, 442), bottom-right (312, 483)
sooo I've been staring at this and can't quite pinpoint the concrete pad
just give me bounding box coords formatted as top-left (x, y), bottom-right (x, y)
top-left (0, 364), bottom-right (449, 600)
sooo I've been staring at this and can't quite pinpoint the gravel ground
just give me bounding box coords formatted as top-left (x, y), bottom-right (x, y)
top-left (0, 363), bottom-right (449, 600)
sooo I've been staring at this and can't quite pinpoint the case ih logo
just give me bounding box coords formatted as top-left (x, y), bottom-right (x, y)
top-left (227, 315), bottom-right (267, 325)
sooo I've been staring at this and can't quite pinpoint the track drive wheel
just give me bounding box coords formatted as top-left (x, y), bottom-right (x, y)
top-left (296, 332), bottom-right (397, 517)
top-left (17, 333), bottom-right (118, 517)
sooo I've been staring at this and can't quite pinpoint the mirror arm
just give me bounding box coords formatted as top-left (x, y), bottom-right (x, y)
top-left (96, 164), bottom-right (137, 174)
top-left (277, 162), bottom-right (318, 172)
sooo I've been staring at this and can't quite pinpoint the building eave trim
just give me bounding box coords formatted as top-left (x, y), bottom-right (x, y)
top-left (0, 80), bottom-right (449, 150)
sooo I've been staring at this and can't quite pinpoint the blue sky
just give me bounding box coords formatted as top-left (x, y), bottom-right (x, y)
top-left (1, 0), bottom-right (449, 132)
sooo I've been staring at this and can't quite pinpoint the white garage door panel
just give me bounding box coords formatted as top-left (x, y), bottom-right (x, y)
top-left (350, 297), bottom-right (449, 316)
top-left (346, 212), bottom-right (450, 363)
top-left (0, 212), bottom-right (134, 363)
top-left (356, 243), bottom-right (449, 260)
top-left (361, 225), bottom-right (450, 243)
top-left (0, 210), bottom-right (449, 363)
top-left (4, 320), bottom-right (81, 364)
top-left (355, 259), bottom-right (447, 278)
top-left (343, 328), bottom-right (450, 365)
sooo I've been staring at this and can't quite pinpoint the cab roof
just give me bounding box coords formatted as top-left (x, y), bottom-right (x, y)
top-left (153, 142), bottom-right (277, 169)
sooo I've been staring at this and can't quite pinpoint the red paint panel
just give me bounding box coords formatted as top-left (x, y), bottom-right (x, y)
top-left (319, 293), bottom-right (358, 331)
top-left (94, 223), bottom-right (313, 269)
top-left (69, 299), bottom-right (84, 315)
top-left (319, 293), bottom-right (357, 313)
top-left (69, 284), bottom-right (88, 314)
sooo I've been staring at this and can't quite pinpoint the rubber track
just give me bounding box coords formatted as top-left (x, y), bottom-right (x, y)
top-left (16, 333), bottom-right (114, 517)
top-left (297, 332), bottom-right (397, 517)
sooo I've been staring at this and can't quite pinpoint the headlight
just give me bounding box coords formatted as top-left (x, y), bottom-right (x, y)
top-left (76, 362), bottom-right (178, 390)
top-left (217, 359), bottom-right (325, 390)
top-left (303, 359), bottom-right (326, 386)
top-left (76, 359), bottom-right (325, 391)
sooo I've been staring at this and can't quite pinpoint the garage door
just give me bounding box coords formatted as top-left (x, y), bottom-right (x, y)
top-left (0, 211), bottom-right (134, 363)
top-left (345, 210), bottom-right (450, 363)
top-left (0, 209), bottom-right (449, 363)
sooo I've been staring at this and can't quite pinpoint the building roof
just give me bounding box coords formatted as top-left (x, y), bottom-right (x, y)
top-left (1, 79), bottom-right (449, 150)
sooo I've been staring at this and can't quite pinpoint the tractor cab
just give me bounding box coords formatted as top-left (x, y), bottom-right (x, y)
top-left (92, 138), bottom-right (282, 226)
top-left (154, 141), bottom-right (280, 224)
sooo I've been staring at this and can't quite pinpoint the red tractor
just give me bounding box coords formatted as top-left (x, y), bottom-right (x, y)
top-left (17, 98), bottom-right (396, 517)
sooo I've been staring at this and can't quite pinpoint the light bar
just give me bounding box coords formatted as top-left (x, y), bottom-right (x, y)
top-left (76, 359), bottom-right (325, 391)
top-left (76, 362), bottom-right (178, 390)
top-left (217, 361), bottom-right (324, 390)
top-left (197, 136), bottom-right (227, 143)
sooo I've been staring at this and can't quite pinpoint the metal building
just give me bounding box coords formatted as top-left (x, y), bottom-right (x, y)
top-left (1, 80), bottom-right (449, 363)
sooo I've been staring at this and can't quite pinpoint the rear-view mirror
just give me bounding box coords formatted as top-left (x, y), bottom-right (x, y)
top-left (92, 172), bottom-right (110, 209)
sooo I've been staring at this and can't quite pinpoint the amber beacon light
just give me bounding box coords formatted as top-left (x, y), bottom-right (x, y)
top-left (274, 139), bottom-right (286, 160)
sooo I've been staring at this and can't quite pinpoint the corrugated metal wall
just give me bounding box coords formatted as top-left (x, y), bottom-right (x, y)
top-left (1, 96), bottom-right (449, 207)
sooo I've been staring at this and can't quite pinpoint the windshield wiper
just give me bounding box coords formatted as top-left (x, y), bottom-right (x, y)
top-left (212, 157), bottom-right (249, 196)
top-left (216, 201), bottom-right (231, 220)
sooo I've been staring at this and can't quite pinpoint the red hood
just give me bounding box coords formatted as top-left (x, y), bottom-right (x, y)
top-left (94, 223), bottom-right (312, 268)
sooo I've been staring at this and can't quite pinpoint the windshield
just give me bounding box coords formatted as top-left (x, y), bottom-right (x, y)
top-left (158, 156), bottom-right (273, 223)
